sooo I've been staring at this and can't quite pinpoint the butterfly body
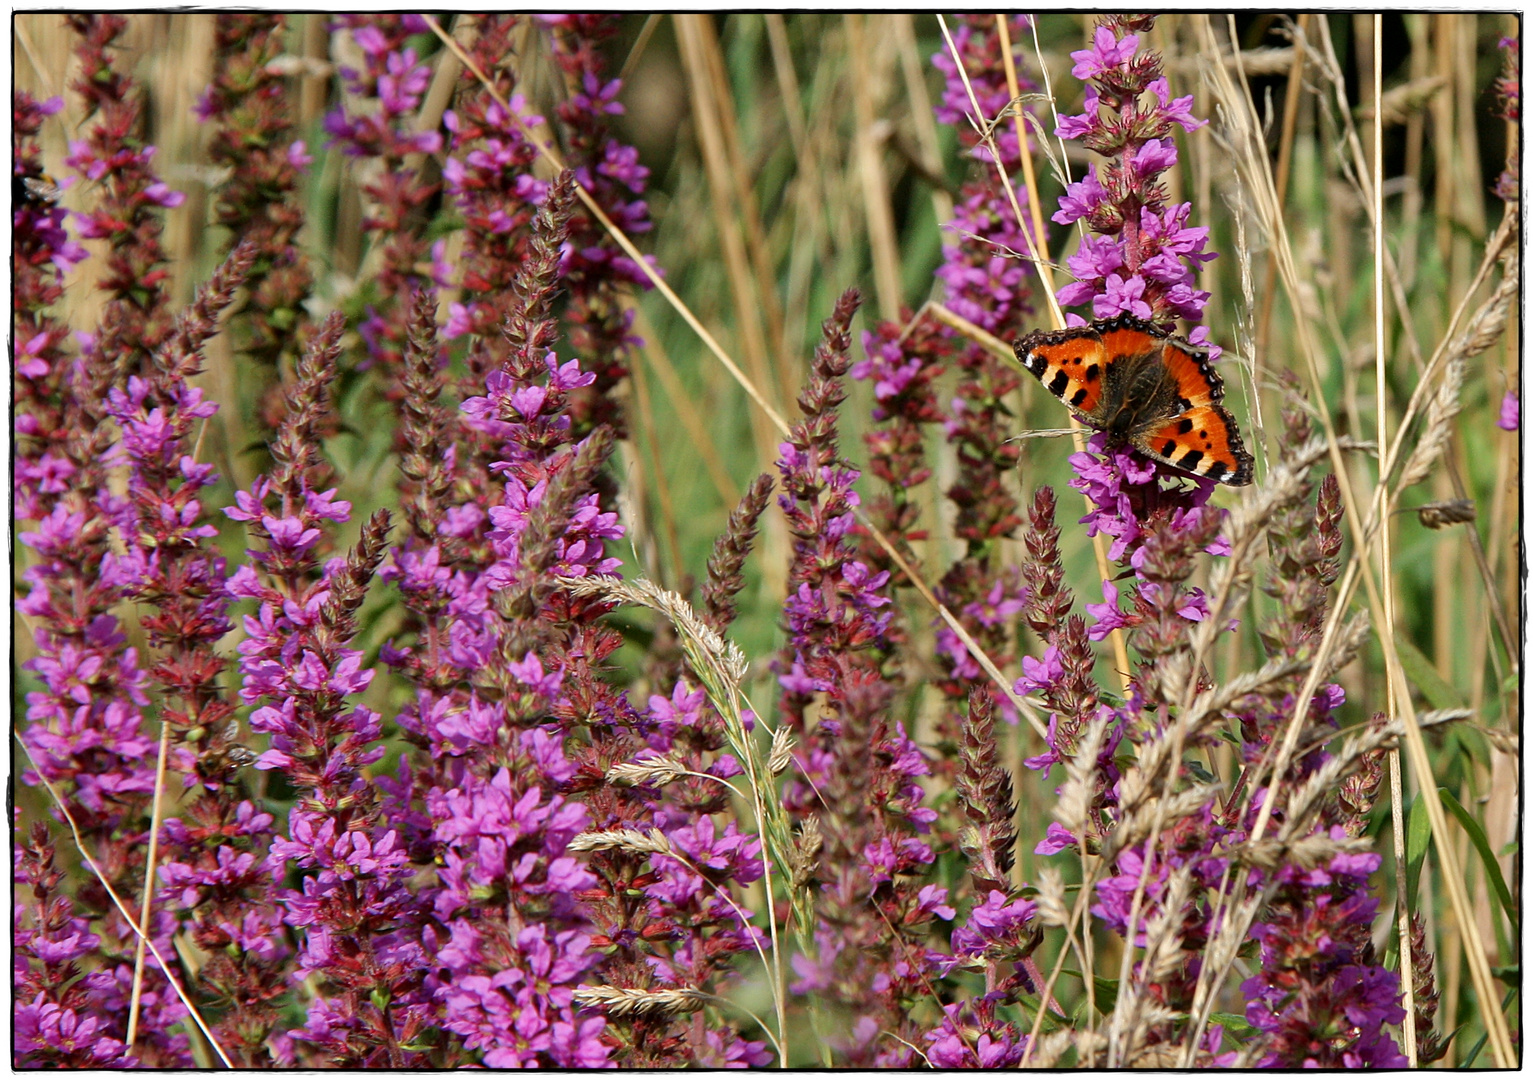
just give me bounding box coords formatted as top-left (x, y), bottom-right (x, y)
top-left (1014, 315), bottom-right (1254, 486)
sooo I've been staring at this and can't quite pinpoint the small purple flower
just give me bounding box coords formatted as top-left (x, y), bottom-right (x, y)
top-left (1071, 27), bottom-right (1140, 79)
top-left (1499, 389), bottom-right (1518, 430)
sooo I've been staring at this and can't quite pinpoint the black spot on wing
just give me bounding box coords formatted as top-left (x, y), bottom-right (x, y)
top-left (1084, 364), bottom-right (1100, 382)
top-left (1203, 459), bottom-right (1228, 481)
top-left (1048, 371), bottom-right (1069, 397)
top-left (1178, 449), bottom-right (1204, 472)
top-left (1176, 418), bottom-right (1194, 434)
top-left (1161, 439), bottom-right (1177, 456)
top-left (1070, 388), bottom-right (1089, 406)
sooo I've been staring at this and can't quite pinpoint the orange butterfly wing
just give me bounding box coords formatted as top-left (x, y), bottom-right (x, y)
top-left (1014, 326), bottom-right (1110, 416)
top-left (1131, 404), bottom-right (1254, 486)
top-left (1158, 339), bottom-right (1225, 410)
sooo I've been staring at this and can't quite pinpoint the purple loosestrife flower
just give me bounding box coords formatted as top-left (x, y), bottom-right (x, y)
top-left (932, 15), bottom-right (1033, 168)
top-left (441, 15), bottom-right (544, 379)
top-left (777, 293), bottom-right (946, 1066)
top-left (1030, 18), bottom-right (1234, 688)
top-left (105, 246), bottom-right (251, 779)
top-left (928, 686), bottom-right (1048, 1058)
top-left (378, 188), bottom-right (619, 1067)
top-left (1405, 912), bottom-right (1450, 1063)
top-left (470, 182), bottom-right (757, 1067)
top-left (13, 824), bottom-right (136, 1068)
top-left (65, 15), bottom-right (184, 377)
top-left (540, 15), bottom-right (656, 443)
top-left (1499, 388), bottom-right (1519, 430)
top-left (1241, 746), bottom-right (1407, 1069)
top-left (224, 315), bottom-right (429, 1067)
top-left (14, 142), bottom-right (186, 1061)
top-left (388, 179), bottom-right (755, 1067)
top-left (1052, 17), bottom-right (1214, 327)
top-left (423, 735), bottom-right (609, 1068)
top-left (926, 17), bottom-right (1034, 736)
top-left (102, 245), bottom-right (296, 1064)
top-left (853, 315), bottom-right (949, 597)
top-left (926, 997), bottom-right (1029, 1068)
top-left (326, 15), bottom-right (440, 390)
top-left (14, 91), bottom-right (89, 527)
top-left (198, 15), bottom-right (316, 430)
top-left (1225, 412), bottom-right (1406, 1067)
top-left (1024, 47), bottom-right (1346, 1053)
top-left (776, 291), bottom-right (895, 732)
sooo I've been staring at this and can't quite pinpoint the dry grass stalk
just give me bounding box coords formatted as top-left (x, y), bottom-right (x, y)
top-left (1277, 722), bottom-right (1400, 839)
top-left (605, 757), bottom-right (689, 788)
top-left (1105, 785), bottom-right (1222, 864)
top-left (1170, 45), bottom-right (1297, 77)
top-left (1357, 74), bottom-right (1449, 125)
top-left (1397, 259), bottom-right (1519, 491)
top-left (566, 827), bottom-right (674, 858)
top-left (692, 14), bottom-right (791, 383)
top-left (1110, 866), bottom-right (1195, 1064)
top-left (571, 984), bottom-right (709, 1018)
top-left (1194, 19), bottom-right (1515, 1061)
top-left (1051, 711), bottom-right (1111, 841)
top-left (845, 14), bottom-right (902, 321)
top-left (766, 725), bottom-right (796, 776)
top-left (1021, 1028), bottom-right (1078, 1068)
top-left (1035, 865), bottom-right (1070, 927)
top-left (674, 14), bottom-right (785, 477)
top-left (1414, 498), bottom-right (1476, 528)
top-left (126, 718), bottom-right (175, 1048)
top-left (789, 816), bottom-right (823, 891)
top-left (1366, 17), bottom-right (1416, 1058)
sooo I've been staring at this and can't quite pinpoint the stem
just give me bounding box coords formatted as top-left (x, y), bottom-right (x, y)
top-left (126, 717), bottom-right (173, 1049)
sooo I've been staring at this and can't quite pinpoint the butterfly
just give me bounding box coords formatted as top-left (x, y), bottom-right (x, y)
top-left (1013, 314), bottom-right (1254, 486)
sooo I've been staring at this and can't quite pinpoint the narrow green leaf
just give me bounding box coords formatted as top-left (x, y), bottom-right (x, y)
top-left (1438, 787), bottom-right (1519, 933)
top-left (1393, 634), bottom-right (1463, 710)
top-left (1404, 791), bottom-right (1432, 905)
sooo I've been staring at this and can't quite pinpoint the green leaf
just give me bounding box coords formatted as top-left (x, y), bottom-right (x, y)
top-left (1208, 1012), bottom-right (1255, 1038)
top-left (1490, 964), bottom-right (1520, 985)
top-left (1461, 1032), bottom-right (1488, 1068)
top-left (1404, 791), bottom-right (1432, 906)
top-left (1446, 722), bottom-right (1491, 769)
top-left (1438, 788), bottom-right (1519, 933)
top-left (1393, 634), bottom-right (1463, 710)
top-left (1061, 969), bottom-right (1118, 1014)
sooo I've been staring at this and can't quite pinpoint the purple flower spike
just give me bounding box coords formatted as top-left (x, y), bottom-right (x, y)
top-left (1051, 18), bottom-right (1216, 328)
